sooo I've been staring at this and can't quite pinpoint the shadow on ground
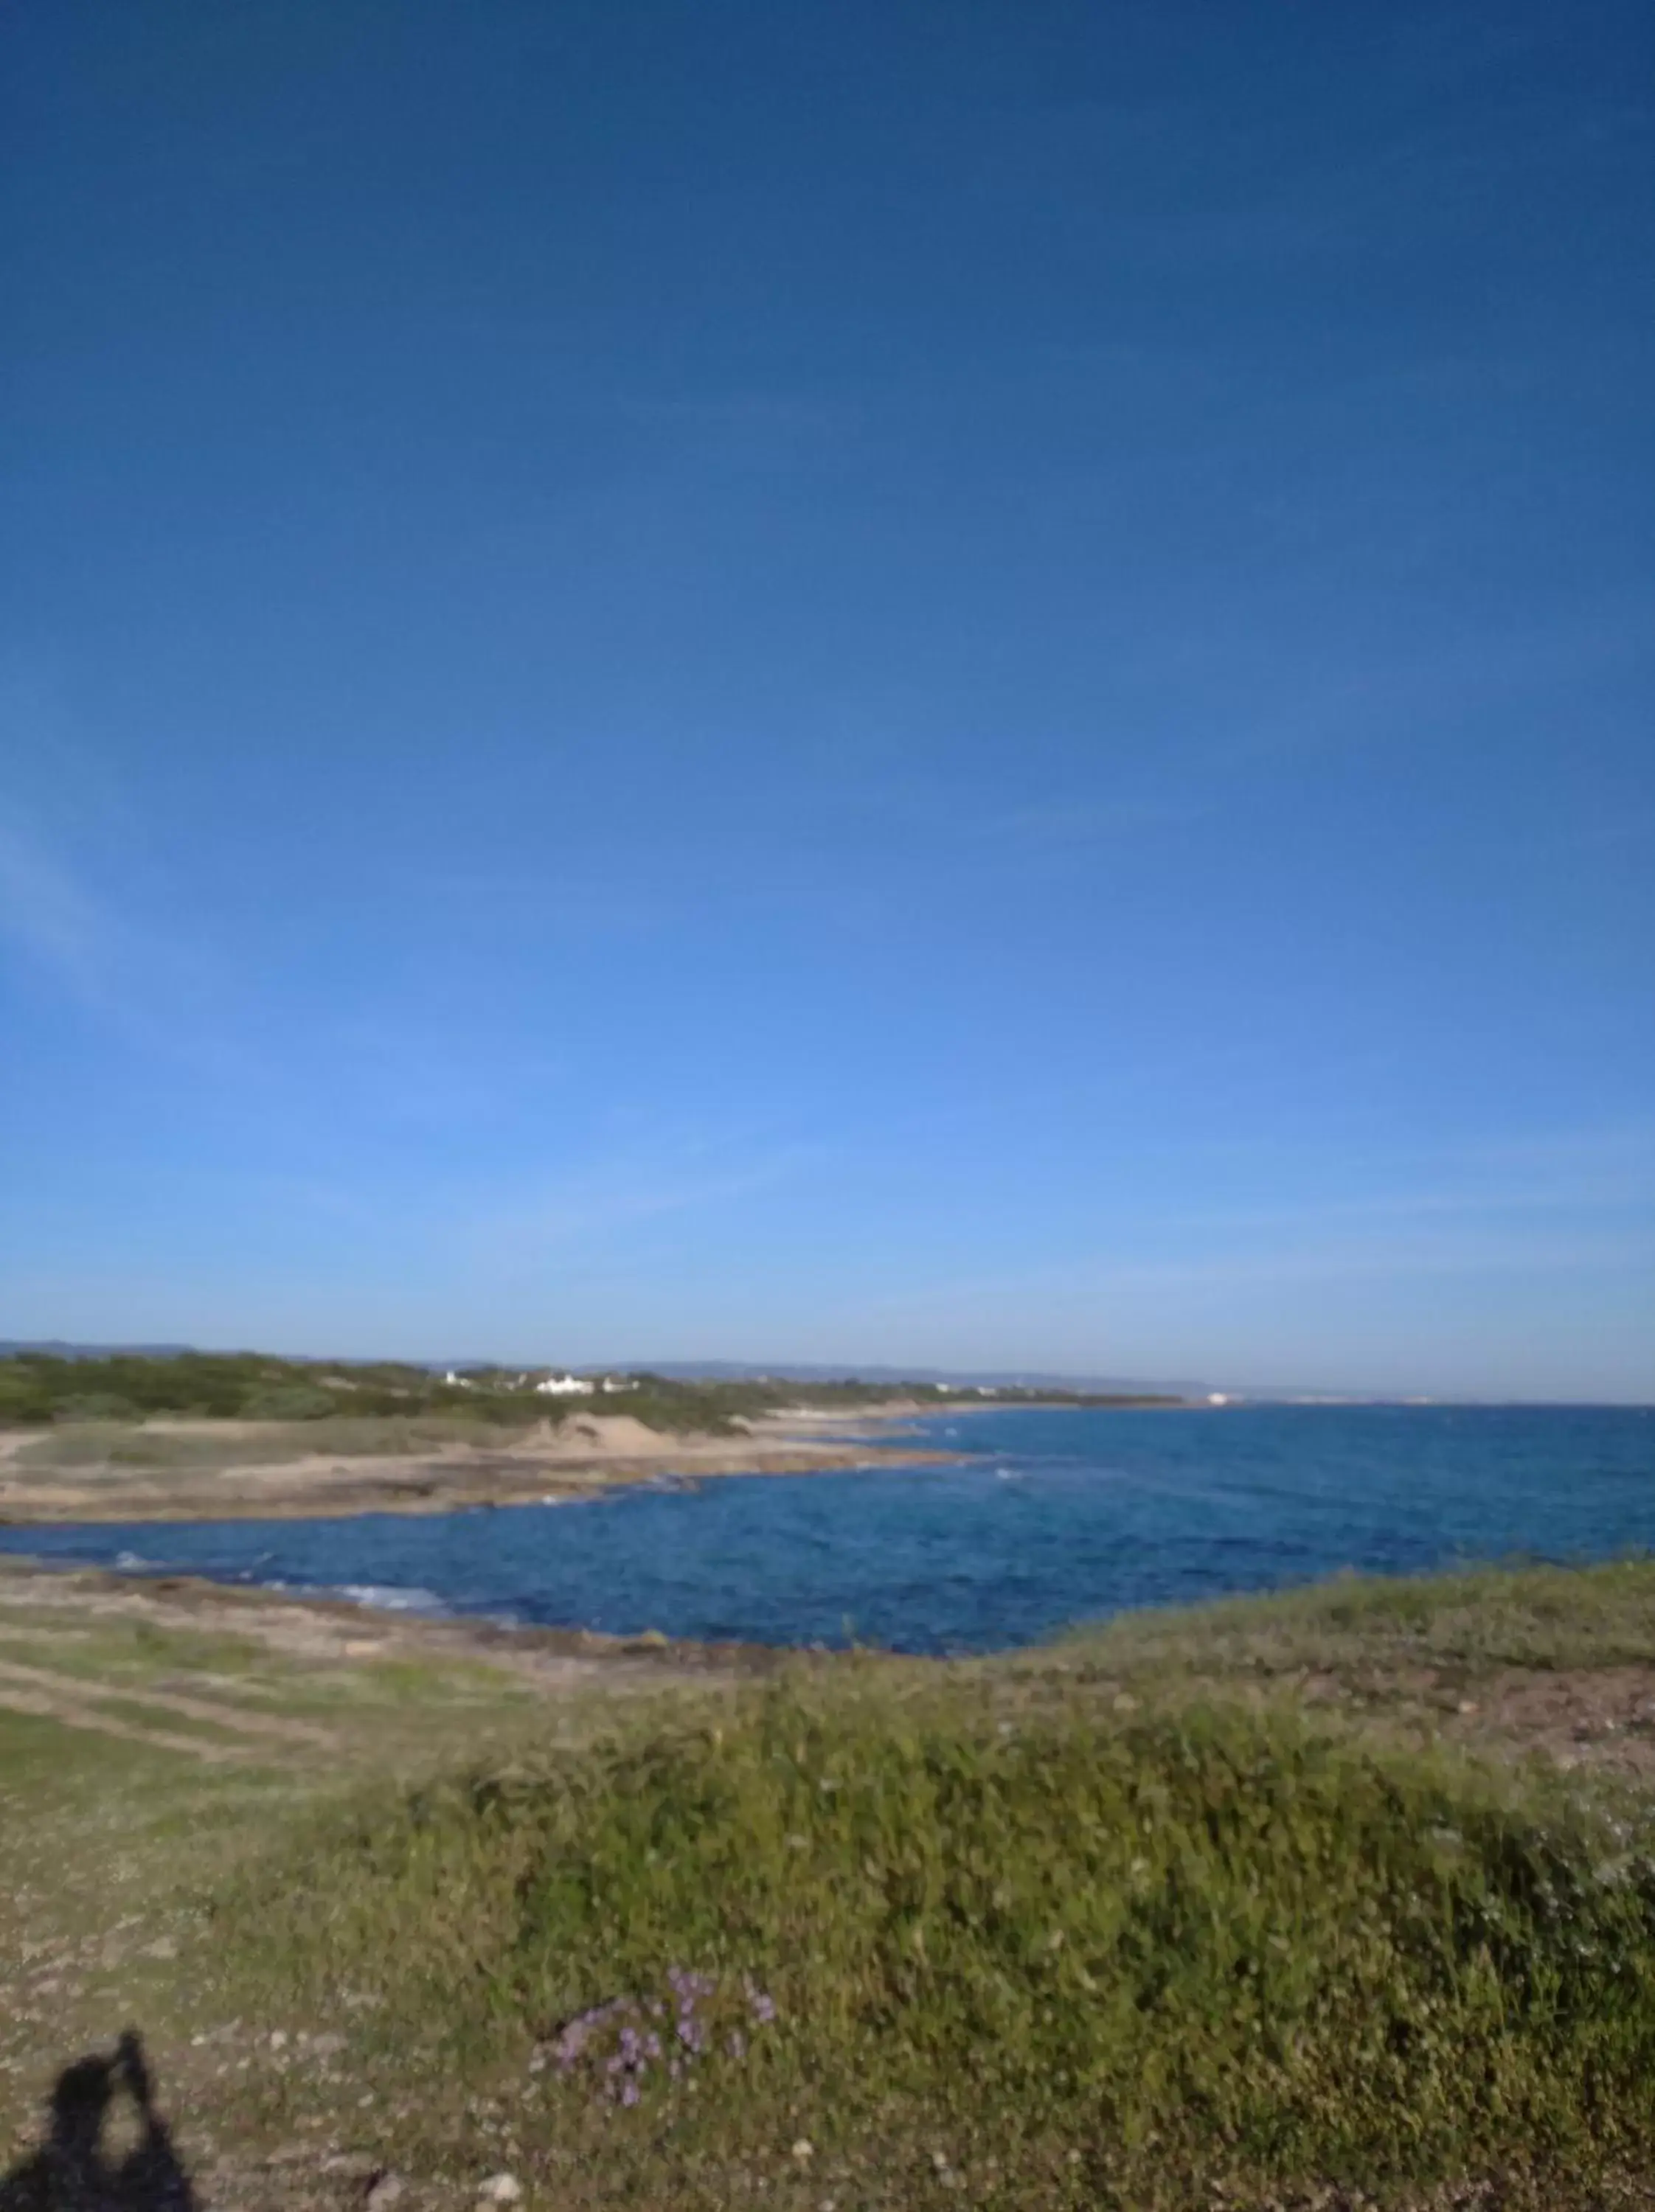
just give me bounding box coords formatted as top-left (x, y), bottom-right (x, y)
top-left (1, 2032), bottom-right (193, 2211)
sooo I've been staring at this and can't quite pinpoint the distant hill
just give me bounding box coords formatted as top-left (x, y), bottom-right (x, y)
top-left (0, 1340), bottom-right (197, 1360)
top-left (0, 1340), bottom-right (1363, 1402)
top-left (0, 1343), bottom-right (1204, 1392)
top-left (604, 1358), bottom-right (1219, 1397)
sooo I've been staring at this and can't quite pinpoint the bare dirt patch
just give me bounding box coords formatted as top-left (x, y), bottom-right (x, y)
top-left (0, 1656), bottom-right (338, 1747)
top-left (0, 1680), bottom-right (259, 1762)
top-left (0, 1407), bottom-right (957, 1523)
top-left (1452, 1661), bottom-right (1655, 1778)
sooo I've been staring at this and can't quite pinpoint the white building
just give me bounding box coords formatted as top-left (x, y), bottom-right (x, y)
top-left (535, 1373), bottom-right (594, 1397)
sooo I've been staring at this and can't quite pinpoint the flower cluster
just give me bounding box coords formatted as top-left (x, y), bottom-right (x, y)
top-left (535, 1968), bottom-right (780, 2106)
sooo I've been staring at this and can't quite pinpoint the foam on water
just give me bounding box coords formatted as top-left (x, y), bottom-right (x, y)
top-left (336, 1582), bottom-right (451, 1616)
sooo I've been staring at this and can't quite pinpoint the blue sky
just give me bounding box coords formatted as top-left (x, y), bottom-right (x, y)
top-left (2, 0), bottom-right (1651, 1398)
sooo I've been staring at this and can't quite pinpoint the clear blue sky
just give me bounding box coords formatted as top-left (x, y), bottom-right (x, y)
top-left (3, 1), bottom-right (1651, 1399)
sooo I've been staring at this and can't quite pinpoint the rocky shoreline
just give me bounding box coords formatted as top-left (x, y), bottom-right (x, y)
top-left (0, 1403), bottom-right (965, 1525)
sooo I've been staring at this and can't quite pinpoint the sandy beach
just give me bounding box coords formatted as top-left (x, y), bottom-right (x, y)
top-left (0, 1402), bottom-right (962, 1525)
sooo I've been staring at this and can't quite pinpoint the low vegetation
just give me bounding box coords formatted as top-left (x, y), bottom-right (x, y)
top-left (227, 1681), bottom-right (1655, 2208)
top-left (0, 1347), bottom-right (1171, 1435)
top-left (4, 1558), bottom-right (1653, 2210)
top-left (9, 1413), bottom-right (541, 1474)
top-left (1040, 1555), bottom-right (1655, 1683)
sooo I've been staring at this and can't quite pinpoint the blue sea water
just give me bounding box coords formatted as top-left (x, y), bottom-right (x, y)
top-left (1, 1405), bottom-right (1651, 1655)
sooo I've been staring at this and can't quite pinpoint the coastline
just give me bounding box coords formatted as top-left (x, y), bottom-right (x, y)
top-left (0, 1400), bottom-right (971, 1526)
top-left (0, 1549), bottom-right (786, 1675)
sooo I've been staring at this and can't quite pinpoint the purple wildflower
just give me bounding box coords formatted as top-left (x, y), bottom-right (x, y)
top-left (549, 1966), bottom-right (774, 2111)
top-left (552, 1995), bottom-right (638, 2072)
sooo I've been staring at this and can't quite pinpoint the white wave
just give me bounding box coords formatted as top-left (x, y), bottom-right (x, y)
top-left (336, 1582), bottom-right (450, 1616)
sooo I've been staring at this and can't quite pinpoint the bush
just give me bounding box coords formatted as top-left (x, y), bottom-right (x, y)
top-left (237, 1383), bottom-right (339, 1421)
top-left (223, 1686), bottom-right (1655, 2197)
top-left (51, 1391), bottom-right (143, 1421)
top-left (0, 1372), bottom-right (55, 1425)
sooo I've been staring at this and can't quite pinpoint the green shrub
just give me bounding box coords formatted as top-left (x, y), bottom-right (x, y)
top-left (0, 1372), bottom-right (58, 1425)
top-left (222, 1686), bottom-right (1655, 2196)
top-left (52, 1391), bottom-right (143, 1421)
top-left (237, 1382), bottom-right (339, 1420)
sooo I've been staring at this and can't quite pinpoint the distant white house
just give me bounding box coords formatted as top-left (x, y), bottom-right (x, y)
top-left (535, 1373), bottom-right (594, 1397)
top-left (443, 1370), bottom-right (474, 1389)
top-left (1207, 1391), bottom-right (1230, 1406)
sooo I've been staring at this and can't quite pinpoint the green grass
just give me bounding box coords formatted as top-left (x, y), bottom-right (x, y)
top-left (209, 1669), bottom-right (1655, 2208)
top-left (6, 1561), bottom-right (1654, 2210)
top-left (1033, 1555), bottom-right (1655, 1680)
top-left (0, 1610), bottom-right (273, 1677)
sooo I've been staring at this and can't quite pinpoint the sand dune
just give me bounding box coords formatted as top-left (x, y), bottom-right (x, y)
top-left (0, 1405), bottom-right (957, 1523)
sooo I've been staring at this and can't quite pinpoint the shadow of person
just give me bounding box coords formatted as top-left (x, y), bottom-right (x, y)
top-left (0, 2031), bottom-right (195, 2211)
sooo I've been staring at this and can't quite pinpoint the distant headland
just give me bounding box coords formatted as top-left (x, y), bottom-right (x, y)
top-left (0, 1346), bottom-right (1181, 1524)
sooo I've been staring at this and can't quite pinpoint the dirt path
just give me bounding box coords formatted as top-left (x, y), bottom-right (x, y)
top-left (0, 1678), bottom-right (261, 1762)
top-left (0, 1655), bottom-right (338, 1746)
top-left (0, 1554), bottom-right (743, 2211)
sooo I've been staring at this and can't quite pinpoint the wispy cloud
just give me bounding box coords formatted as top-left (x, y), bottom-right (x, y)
top-left (0, 818), bottom-right (113, 1008)
top-left (781, 764), bottom-right (1207, 855)
top-left (1076, 1223), bottom-right (1651, 1295)
top-left (850, 1120), bottom-right (1655, 1322)
top-left (984, 794), bottom-right (1205, 847)
top-left (465, 1134), bottom-right (826, 1268)
top-left (974, 1222), bottom-right (1640, 1301)
top-left (1156, 1130), bottom-right (1655, 1239)
top-left (0, 801), bottom-right (235, 1072)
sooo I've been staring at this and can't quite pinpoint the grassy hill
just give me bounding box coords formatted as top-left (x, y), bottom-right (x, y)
top-left (2, 1557), bottom-right (1652, 2210)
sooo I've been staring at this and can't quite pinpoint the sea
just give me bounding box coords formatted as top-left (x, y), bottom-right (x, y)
top-left (1, 1404), bottom-right (1651, 1655)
